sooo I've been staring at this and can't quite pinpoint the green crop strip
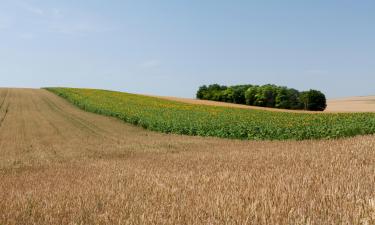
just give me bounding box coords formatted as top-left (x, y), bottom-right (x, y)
top-left (45, 88), bottom-right (375, 140)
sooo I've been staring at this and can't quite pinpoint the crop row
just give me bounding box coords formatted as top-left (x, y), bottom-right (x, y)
top-left (46, 88), bottom-right (375, 140)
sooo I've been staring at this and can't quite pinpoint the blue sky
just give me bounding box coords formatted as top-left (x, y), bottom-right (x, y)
top-left (0, 0), bottom-right (374, 98)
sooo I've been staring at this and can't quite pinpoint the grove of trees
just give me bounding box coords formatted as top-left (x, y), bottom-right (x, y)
top-left (196, 84), bottom-right (327, 111)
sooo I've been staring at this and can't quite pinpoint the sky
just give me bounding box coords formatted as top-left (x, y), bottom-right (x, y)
top-left (0, 0), bottom-right (374, 98)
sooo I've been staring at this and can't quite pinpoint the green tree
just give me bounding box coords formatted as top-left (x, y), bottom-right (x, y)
top-left (196, 84), bottom-right (325, 111)
top-left (232, 86), bottom-right (249, 104)
top-left (245, 86), bottom-right (258, 105)
top-left (222, 88), bottom-right (234, 102)
top-left (275, 87), bottom-right (290, 109)
top-left (196, 85), bottom-right (208, 99)
top-left (301, 90), bottom-right (327, 111)
top-left (287, 89), bottom-right (303, 109)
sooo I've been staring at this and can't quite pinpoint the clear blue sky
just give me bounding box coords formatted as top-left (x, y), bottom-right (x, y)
top-left (1, 0), bottom-right (374, 98)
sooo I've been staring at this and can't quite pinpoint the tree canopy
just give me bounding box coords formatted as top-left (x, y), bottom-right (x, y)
top-left (196, 84), bottom-right (327, 111)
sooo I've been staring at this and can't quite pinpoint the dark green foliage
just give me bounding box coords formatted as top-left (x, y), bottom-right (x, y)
top-left (275, 87), bottom-right (290, 109)
top-left (196, 85), bottom-right (207, 99)
top-left (231, 85), bottom-right (250, 104)
top-left (196, 84), bottom-right (227, 101)
top-left (300, 90), bottom-right (327, 111)
top-left (287, 89), bottom-right (303, 109)
top-left (197, 84), bottom-right (326, 111)
top-left (222, 88), bottom-right (234, 102)
top-left (245, 86), bottom-right (258, 105)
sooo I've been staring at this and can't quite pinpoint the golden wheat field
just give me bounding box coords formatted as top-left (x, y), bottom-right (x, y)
top-left (0, 88), bottom-right (375, 225)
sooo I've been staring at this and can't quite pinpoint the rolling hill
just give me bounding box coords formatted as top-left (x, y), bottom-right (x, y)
top-left (0, 88), bottom-right (374, 225)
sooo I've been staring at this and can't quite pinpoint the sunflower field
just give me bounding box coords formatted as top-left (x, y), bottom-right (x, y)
top-left (46, 88), bottom-right (375, 140)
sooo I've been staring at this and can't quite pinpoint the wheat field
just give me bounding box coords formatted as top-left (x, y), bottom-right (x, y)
top-left (0, 88), bottom-right (374, 225)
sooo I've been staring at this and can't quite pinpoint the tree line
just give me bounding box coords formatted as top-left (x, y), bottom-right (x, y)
top-left (196, 84), bottom-right (327, 111)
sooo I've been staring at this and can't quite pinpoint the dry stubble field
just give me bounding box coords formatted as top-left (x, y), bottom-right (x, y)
top-left (154, 95), bottom-right (375, 113)
top-left (0, 88), bottom-right (374, 225)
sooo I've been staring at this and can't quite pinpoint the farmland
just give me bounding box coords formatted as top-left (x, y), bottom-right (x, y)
top-left (46, 87), bottom-right (375, 140)
top-left (154, 95), bottom-right (375, 113)
top-left (1, 88), bottom-right (375, 225)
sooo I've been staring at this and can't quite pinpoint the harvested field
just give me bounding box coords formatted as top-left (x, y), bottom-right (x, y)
top-left (326, 96), bottom-right (375, 112)
top-left (153, 95), bottom-right (375, 113)
top-left (150, 95), bottom-right (312, 113)
top-left (0, 88), bottom-right (375, 224)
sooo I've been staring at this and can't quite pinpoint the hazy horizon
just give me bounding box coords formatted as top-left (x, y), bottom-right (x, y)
top-left (1, 0), bottom-right (374, 98)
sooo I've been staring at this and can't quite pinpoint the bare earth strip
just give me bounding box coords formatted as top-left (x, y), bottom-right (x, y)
top-left (152, 95), bottom-right (375, 113)
top-left (0, 89), bottom-right (374, 225)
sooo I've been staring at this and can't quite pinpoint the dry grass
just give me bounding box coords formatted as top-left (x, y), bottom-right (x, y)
top-left (326, 96), bottom-right (375, 112)
top-left (0, 89), bottom-right (375, 225)
top-left (151, 95), bottom-right (375, 113)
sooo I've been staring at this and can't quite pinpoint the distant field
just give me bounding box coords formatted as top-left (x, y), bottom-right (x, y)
top-left (154, 95), bottom-right (375, 113)
top-left (1, 88), bottom-right (374, 225)
top-left (151, 95), bottom-right (314, 113)
top-left (326, 96), bottom-right (375, 112)
top-left (46, 88), bottom-right (375, 140)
